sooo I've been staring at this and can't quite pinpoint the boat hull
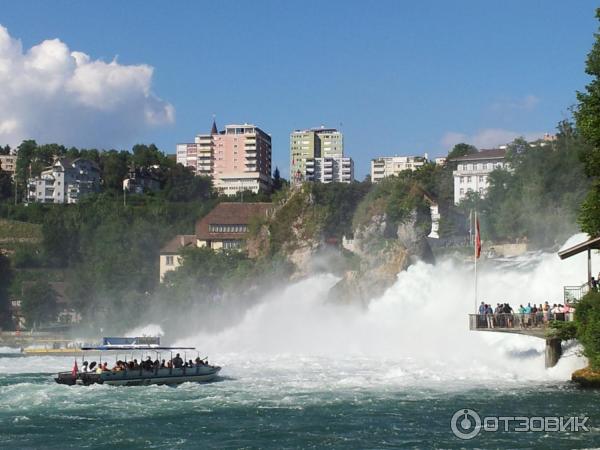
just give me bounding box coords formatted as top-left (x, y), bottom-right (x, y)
top-left (55, 366), bottom-right (221, 386)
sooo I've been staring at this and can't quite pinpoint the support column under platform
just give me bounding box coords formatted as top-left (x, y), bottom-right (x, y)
top-left (545, 338), bottom-right (562, 368)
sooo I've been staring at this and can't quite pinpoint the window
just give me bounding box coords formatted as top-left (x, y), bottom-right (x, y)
top-left (467, 176), bottom-right (472, 183)
top-left (166, 256), bottom-right (174, 266)
top-left (479, 176), bottom-right (485, 182)
top-left (460, 188), bottom-right (464, 195)
top-left (223, 240), bottom-right (242, 250)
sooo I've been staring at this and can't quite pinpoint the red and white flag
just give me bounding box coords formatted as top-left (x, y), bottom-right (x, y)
top-left (475, 217), bottom-right (482, 259)
top-left (72, 360), bottom-right (78, 377)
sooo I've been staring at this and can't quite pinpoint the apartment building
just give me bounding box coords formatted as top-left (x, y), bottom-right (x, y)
top-left (290, 127), bottom-right (354, 184)
top-left (370, 156), bottom-right (426, 183)
top-left (305, 157), bottom-right (354, 183)
top-left (450, 149), bottom-right (507, 204)
top-left (177, 121), bottom-right (272, 195)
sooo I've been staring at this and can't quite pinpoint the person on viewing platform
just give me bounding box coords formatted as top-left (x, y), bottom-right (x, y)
top-left (503, 303), bottom-right (514, 327)
top-left (524, 303), bottom-right (532, 328)
top-left (485, 304), bottom-right (494, 328)
top-left (543, 302), bottom-right (550, 322)
top-left (531, 304), bottom-right (538, 325)
top-left (591, 277), bottom-right (598, 291)
top-left (479, 302), bottom-right (486, 315)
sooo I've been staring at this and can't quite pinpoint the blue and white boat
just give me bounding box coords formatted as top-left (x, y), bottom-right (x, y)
top-left (54, 337), bottom-right (221, 386)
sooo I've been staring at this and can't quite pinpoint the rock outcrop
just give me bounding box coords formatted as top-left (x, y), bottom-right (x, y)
top-left (329, 209), bottom-right (433, 306)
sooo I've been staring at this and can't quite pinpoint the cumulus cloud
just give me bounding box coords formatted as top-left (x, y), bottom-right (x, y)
top-left (0, 25), bottom-right (174, 148)
top-left (490, 94), bottom-right (540, 112)
top-left (441, 128), bottom-right (546, 149)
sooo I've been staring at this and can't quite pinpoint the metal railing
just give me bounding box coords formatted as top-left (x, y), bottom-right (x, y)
top-left (564, 282), bottom-right (589, 303)
top-left (468, 313), bottom-right (574, 331)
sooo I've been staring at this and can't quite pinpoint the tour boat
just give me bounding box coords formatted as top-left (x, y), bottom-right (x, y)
top-left (54, 337), bottom-right (221, 386)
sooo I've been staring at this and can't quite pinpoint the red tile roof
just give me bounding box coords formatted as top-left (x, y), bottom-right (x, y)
top-left (450, 148), bottom-right (506, 161)
top-left (195, 202), bottom-right (273, 240)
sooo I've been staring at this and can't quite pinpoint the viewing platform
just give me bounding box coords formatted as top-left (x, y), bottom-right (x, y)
top-left (468, 313), bottom-right (573, 367)
top-left (468, 313), bottom-right (555, 339)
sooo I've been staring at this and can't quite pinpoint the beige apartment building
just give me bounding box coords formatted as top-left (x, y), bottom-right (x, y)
top-left (370, 156), bottom-right (426, 183)
top-left (0, 154), bottom-right (17, 174)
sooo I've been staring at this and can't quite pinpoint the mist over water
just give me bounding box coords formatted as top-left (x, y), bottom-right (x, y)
top-left (175, 234), bottom-right (594, 387)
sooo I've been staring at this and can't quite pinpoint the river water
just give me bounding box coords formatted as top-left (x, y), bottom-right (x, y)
top-left (1, 235), bottom-right (600, 448)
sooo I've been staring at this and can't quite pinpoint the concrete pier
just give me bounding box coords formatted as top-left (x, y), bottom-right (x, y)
top-left (468, 314), bottom-right (567, 368)
top-left (545, 338), bottom-right (563, 368)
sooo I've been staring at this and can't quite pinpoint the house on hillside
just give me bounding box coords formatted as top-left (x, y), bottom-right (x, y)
top-left (159, 234), bottom-right (196, 282)
top-left (159, 202), bottom-right (274, 282)
top-left (27, 157), bottom-right (101, 204)
top-left (122, 166), bottom-right (161, 194)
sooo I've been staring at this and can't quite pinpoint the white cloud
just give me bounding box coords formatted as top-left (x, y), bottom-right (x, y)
top-left (441, 128), bottom-right (546, 149)
top-left (0, 25), bottom-right (174, 148)
top-left (490, 94), bottom-right (540, 112)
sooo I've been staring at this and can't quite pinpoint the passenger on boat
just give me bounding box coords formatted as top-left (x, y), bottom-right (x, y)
top-left (160, 359), bottom-right (166, 368)
top-left (82, 361), bottom-right (89, 373)
top-left (142, 357), bottom-right (153, 371)
top-left (172, 354), bottom-right (184, 368)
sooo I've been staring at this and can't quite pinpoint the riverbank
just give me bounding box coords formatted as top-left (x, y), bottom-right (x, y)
top-left (572, 367), bottom-right (600, 387)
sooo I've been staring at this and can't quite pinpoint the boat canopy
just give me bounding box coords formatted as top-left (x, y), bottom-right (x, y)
top-left (81, 336), bottom-right (195, 351)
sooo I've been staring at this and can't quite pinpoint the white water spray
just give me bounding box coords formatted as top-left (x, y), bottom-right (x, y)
top-left (177, 234), bottom-right (595, 386)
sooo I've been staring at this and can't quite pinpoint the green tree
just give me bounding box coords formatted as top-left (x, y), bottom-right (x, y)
top-left (132, 143), bottom-right (163, 168)
top-left (273, 167), bottom-right (283, 191)
top-left (20, 281), bottom-right (58, 328)
top-left (99, 150), bottom-right (130, 191)
top-left (0, 170), bottom-right (13, 201)
top-left (574, 291), bottom-right (600, 369)
top-left (162, 165), bottom-right (213, 201)
top-left (447, 143), bottom-right (478, 160)
top-left (576, 8), bottom-right (600, 236)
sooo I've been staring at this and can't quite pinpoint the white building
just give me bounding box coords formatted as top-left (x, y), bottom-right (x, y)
top-left (451, 149), bottom-right (507, 204)
top-left (305, 156), bottom-right (354, 183)
top-left (370, 156), bottom-right (426, 183)
top-left (27, 158), bottom-right (101, 204)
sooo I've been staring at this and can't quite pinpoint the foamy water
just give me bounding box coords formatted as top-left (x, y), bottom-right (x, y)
top-left (1, 234), bottom-right (598, 448)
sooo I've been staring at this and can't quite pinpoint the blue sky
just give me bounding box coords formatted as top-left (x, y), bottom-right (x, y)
top-left (0, 0), bottom-right (597, 179)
